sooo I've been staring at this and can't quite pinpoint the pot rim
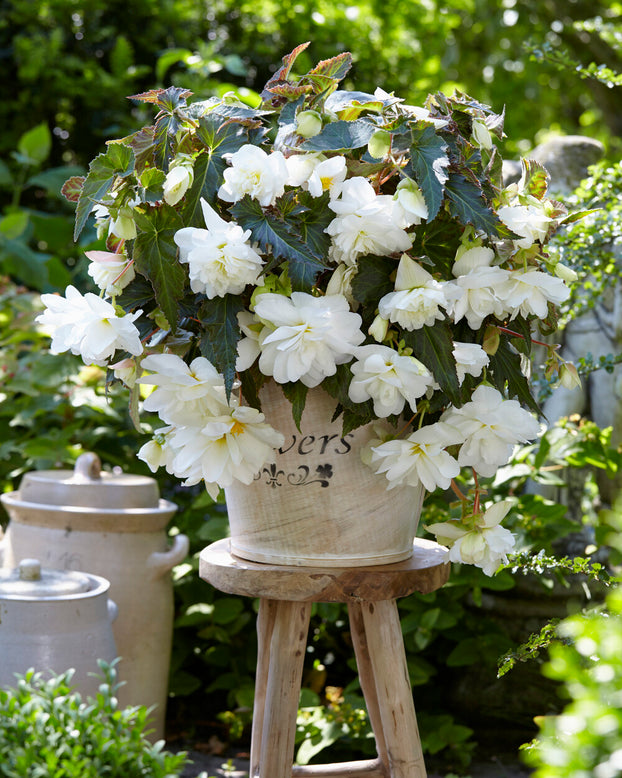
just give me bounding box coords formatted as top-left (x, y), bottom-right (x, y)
top-left (1, 492), bottom-right (177, 517)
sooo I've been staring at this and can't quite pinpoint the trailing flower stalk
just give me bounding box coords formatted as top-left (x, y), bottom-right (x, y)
top-left (39, 43), bottom-right (580, 575)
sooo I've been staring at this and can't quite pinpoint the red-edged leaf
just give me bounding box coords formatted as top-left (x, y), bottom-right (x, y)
top-left (266, 83), bottom-right (313, 99)
top-left (261, 42), bottom-right (310, 99)
top-left (127, 88), bottom-right (167, 104)
top-left (61, 176), bottom-right (84, 203)
top-left (307, 52), bottom-right (352, 83)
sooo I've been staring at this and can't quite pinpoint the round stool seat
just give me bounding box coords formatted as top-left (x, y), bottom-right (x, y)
top-left (199, 538), bottom-right (449, 603)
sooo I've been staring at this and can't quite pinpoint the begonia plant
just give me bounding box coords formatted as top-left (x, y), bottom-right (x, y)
top-left (38, 43), bottom-right (580, 575)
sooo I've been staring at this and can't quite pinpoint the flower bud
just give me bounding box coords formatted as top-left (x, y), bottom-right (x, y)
top-left (368, 314), bottom-right (389, 342)
top-left (559, 362), bottom-right (581, 390)
top-left (109, 208), bottom-right (137, 240)
top-left (163, 164), bottom-right (194, 206)
top-left (295, 110), bottom-right (323, 138)
top-left (482, 325), bottom-right (500, 356)
top-left (472, 118), bottom-right (493, 150)
top-left (554, 262), bottom-right (578, 283)
top-left (367, 130), bottom-right (392, 160)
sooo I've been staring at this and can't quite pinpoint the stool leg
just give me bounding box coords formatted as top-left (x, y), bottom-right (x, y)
top-left (254, 599), bottom-right (312, 778)
top-left (348, 602), bottom-right (389, 769)
top-left (250, 599), bottom-right (279, 778)
top-left (360, 600), bottom-right (427, 778)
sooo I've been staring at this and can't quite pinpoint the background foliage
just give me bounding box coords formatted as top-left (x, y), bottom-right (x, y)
top-left (2, 1), bottom-right (622, 773)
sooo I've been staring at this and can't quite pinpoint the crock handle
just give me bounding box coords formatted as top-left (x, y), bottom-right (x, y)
top-left (108, 598), bottom-right (119, 624)
top-left (147, 534), bottom-right (190, 580)
top-left (0, 529), bottom-right (5, 566)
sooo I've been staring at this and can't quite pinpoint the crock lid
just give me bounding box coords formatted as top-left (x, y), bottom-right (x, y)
top-left (0, 559), bottom-right (92, 598)
top-left (17, 453), bottom-right (161, 509)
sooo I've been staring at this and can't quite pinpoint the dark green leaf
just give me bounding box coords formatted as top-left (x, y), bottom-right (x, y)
top-left (230, 196), bottom-right (330, 292)
top-left (74, 143), bottom-right (135, 240)
top-left (197, 295), bottom-right (245, 398)
top-left (300, 120), bottom-right (376, 152)
top-left (117, 275), bottom-right (158, 314)
top-left (402, 322), bottom-right (460, 405)
top-left (410, 215), bottom-right (462, 270)
top-left (133, 204), bottom-right (185, 330)
top-left (350, 254), bottom-right (395, 307)
top-left (280, 382), bottom-right (308, 432)
top-left (405, 124), bottom-right (450, 222)
top-left (488, 336), bottom-right (540, 413)
top-left (445, 172), bottom-right (515, 238)
top-left (291, 191), bottom-right (333, 258)
top-left (322, 363), bottom-right (376, 433)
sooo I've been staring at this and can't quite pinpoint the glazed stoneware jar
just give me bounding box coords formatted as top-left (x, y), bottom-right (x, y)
top-left (0, 453), bottom-right (188, 740)
top-left (0, 558), bottom-right (117, 698)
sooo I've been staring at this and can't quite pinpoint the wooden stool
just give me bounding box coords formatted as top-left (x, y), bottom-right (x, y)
top-left (199, 539), bottom-right (450, 778)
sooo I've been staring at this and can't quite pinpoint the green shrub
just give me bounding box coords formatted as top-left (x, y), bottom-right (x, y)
top-left (522, 585), bottom-right (622, 777)
top-left (0, 662), bottom-right (188, 777)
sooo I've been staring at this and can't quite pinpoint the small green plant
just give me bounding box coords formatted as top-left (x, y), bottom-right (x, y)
top-left (0, 661), bottom-right (188, 777)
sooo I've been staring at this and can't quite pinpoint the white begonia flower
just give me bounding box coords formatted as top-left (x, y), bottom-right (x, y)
top-left (173, 199), bottom-right (264, 298)
top-left (85, 251), bottom-right (135, 296)
top-left (167, 405), bottom-right (285, 489)
top-left (110, 357), bottom-right (138, 388)
top-left (426, 500), bottom-right (516, 576)
top-left (366, 421), bottom-right (461, 492)
top-left (163, 163), bottom-right (194, 206)
top-left (285, 153), bottom-right (322, 187)
top-left (554, 262), bottom-right (578, 283)
top-left (306, 156), bottom-right (347, 198)
top-left (452, 341), bottom-right (490, 384)
top-left (235, 310), bottom-right (262, 372)
top-left (326, 177), bottom-right (412, 266)
top-left (253, 291), bottom-right (365, 388)
top-left (378, 254), bottom-right (454, 330)
top-left (393, 179), bottom-right (429, 227)
top-left (471, 118), bottom-right (493, 150)
top-left (36, 285), bottom-right (143, 366)
top-left (348, 344), bottom-right (433, 417)
top-left (440, 384), bottom-right (540, 477)
top-left (446, 246), bottom-right (511, 329)
top-left (325, 262), bottom-right (358, 304)
top-left (497, 269), bottom-right (571, 320)
top-left (137, 426), bottom-right (176, 474)
top-left (218, 144), bottom-right (289, 207)
top-left (497, 203), bottom-right (553, 249)
top-left (139, 353), bottom-right (231, 426)
top-left (285, 154), bottom-right (347, 198)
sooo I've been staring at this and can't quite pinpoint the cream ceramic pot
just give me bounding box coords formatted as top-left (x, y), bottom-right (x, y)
top-left (0, 558), bottom-right (117, 699)
top-left (0, 453), bottom-right (188, 740)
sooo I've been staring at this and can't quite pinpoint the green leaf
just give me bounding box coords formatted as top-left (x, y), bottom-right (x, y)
top-left (61, 175), bottom-right (85, 203)
top-left (444, 172), bottom-right (514, 238)
top-left (133, 204), bottom-right (185, 330)
top-left (350, 254), bottom-right (395, 307)
top-left (280, 382), bottom-right (308, 432)
top-left (518, 158), bottom-right (550, 200)
top-left (197, 295), bottom-right (245, 398)
top-left (17, 123), bottom-right (52, 165)
top-left (0, 159), bottom-right (12, 187)
top-left (261, 41), bottom-right (311, 101)
top-left (488, 336), bottom-right (540, 414)
top-left (183, 119), bottom-right (251, 225)
top-left (230, 196), bottom-right (331, 292)
top-left (283, 191), bottom-right (333, 259)
top-left (300, 120), bottom-right (376, 152)
top-left (402, 322), bottom-right (460, 405)
top-left (74, 143), bottom-right (135, 240)
top-left (410, 214), bottom-right (462, 270)
top-left (405, 124), bottom-right (449, 221)
top-left (306, 52), bottom-right (353, 86)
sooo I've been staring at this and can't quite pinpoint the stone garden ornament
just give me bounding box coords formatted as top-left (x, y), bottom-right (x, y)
top-left (38, 43), bottom-right (582, 575)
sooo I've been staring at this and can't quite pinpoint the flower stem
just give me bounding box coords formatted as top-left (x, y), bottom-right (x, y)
top-left (497, 325), bottom-right (559, 351)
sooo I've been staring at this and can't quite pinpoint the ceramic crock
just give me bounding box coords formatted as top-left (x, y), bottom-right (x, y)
top-left (0, 558), bottom-right (117, 699)
top-left (0, 453), bottom-right (188, 740)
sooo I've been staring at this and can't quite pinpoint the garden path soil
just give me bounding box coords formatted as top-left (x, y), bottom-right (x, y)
top-left (174, 747), bottom-right (533, 777)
